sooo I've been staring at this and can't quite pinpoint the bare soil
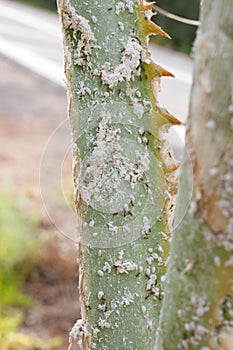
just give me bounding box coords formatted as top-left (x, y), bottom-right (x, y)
top-left (0, 54), bottom-right (80, 349)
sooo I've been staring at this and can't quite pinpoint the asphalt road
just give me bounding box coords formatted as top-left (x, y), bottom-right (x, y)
top-left (0, 0), bottom-right (63, 85)
top-left (0, 0), bottom-right (193, 148)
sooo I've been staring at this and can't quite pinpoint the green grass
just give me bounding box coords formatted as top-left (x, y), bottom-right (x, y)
top-left (1, 332), bottom-right (62, 350)
top-left (0, 190), bottom-right (42, 341)
top-left (0, 190), bottom-right (41, 306)
top-left (0, 189), bottom-right (63, 349)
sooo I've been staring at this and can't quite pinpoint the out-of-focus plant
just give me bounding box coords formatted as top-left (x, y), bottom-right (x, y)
top-left (150, 0), bottom-right (200, 53)
top-left (0, 189), bottom-right (61, 349)
top-left (16, 0), bottom-right (57, 12)
top-left (0, 189), bottom-right (40, 309)
top-left (1, 332), bottom-right (62, 350)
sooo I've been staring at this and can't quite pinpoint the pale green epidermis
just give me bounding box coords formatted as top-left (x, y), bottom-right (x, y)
top-left (157, 158), bottom-right (233, 350)
top-left (61, 1), bottom-right (172, 349)
top-left (155, 0), bottom-right (233, 347)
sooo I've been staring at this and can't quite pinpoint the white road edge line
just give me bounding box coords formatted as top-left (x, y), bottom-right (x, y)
top-left (0, 36), bottom-right (65, 87)
top-left (0, 2), bottom-right (61, 39)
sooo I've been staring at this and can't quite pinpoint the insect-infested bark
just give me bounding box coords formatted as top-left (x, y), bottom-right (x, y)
top-left (57, 1), bottom-right (180, 349)
top-left (156, 0), bottom-right (233, 349)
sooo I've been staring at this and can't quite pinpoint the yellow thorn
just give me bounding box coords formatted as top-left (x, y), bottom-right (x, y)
top-left (143, 1), bottom-right (155, 11)
top-left (145, 61), bottom-right (175, 78)
top-left (157, 105), bottom-right (182, 126)
top-left (143, 19), bottom-right (171, 39)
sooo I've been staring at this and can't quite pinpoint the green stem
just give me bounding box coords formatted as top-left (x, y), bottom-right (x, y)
top-left (57, 1), bottom-right (179, 349)
top-left (157, 0), bottom-right (233, 348)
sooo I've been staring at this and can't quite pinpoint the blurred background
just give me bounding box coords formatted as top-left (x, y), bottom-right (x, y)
top-left (0, 0), bottom-right (199, 349)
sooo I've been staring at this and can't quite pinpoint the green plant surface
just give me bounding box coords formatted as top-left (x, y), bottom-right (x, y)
top-left (58, 1), bottom-right (181, 349)
top-left (156, 0), bottom-right (233, 348)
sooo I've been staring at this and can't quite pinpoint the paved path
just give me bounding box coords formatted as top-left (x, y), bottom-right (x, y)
top-left (0, 0), bottom-right (194, 146)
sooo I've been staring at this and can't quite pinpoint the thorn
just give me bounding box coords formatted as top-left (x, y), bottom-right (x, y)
top-left (143, 1), bottom-right (155, 11)
top-left (157, 106), bottom-right (182, 125)
top-left (143, 20), bottom-right (171, 39)
top-left (145, 61), bottom-right (174, 78)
